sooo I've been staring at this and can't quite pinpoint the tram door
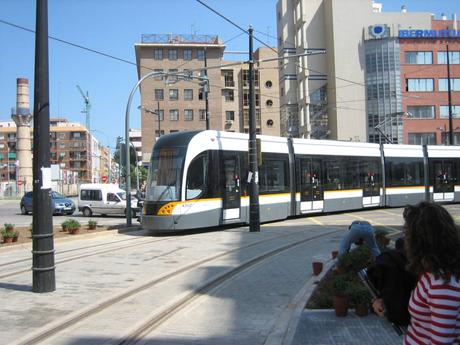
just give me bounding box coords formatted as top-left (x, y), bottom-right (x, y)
top-left (362, 160), bottom-right (381, 207)
top-left (222, 153), bottom-right (241, 220)
top-left (433, 160), bottom-right (454, 202)
top-left (299, 158), bottom-right (323, 213)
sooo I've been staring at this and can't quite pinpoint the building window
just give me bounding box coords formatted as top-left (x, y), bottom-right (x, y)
top-left (184, 89), bottom-right (193, 101)
top-left (58, 133), bottom-right (66, 139)
top-left (407, 105), bottom-right (435, 119)
top-left (168, 49), bottom-right (178, 60)
top-left (265, 80), bottom-right (273, 88)
top-left (438, 51), bottom-right (460, 64)
top-left (60, 143), bottom-right (65, 149)
top-left (59, 152), bottom-right (65, 158)
top-left (168, 69), bottom-right (178, 82)
top-left (222, 90), bottom-right (234, 102)
top-left (405, 51), bottom-right (433, 64)
top-left (225, 111), bottom-right (235, 121)
top-left (199, 109), bottom-right (206, 121)
top-left (266, 99), bottom-right (273, 107)
top-left (197, 49), bottom-right (205, 60)
top-left (242, 91), bottom-right (260, 106)
top-left (440, 105), bottom-right (460, 118)
top-left (154, 89), bottom-right (164, 101)
top-left (169, 89), bottom-right (178, 100)
top-left (170, 109), bottom-right (179, 121)
top-left (406, 79), bottom-right (434, 92)
top-left (154, 69), bottom-right (164, 80)
top-left (408, 133), bottom-right (435, 145)
top-left (183, 49), bottom-right (192, 60)
top-left (439, 78), bottom-right (460, 92)
top-left (153, 49), bottom-right (163, 60)
top-left (170, 130), bottom-right (179, 133)
top-left (184, 109), bottom-right (194, 121)
top-left (155, 130), bottom-right (165, 137)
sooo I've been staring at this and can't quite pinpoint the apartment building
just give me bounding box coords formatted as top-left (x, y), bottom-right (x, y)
top-left (135, 34), bottom-right (281, 163)
top-left (276, 0), bottom-right (459, 144)
top-left (0, 118), bottom-right (109, 184)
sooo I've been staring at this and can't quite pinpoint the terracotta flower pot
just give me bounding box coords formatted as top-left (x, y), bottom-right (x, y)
top-left (331, 250), bottom-right (338, 259)
top-left (333, 295), bottom-right (348, 317)
top-left (355, 303), bottom-right (369, 317)
top-left (3, 237), bottom-right (13, 244)
top-left (312, 261), bottom-right (323, 276)
top-left (12, 236), bottom-right (18, 243)
top-left (69, 228), bottom-right (80, 235)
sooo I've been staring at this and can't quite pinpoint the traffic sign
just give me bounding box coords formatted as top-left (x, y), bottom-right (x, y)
top-left (101, 175), bottom-right (108, 183)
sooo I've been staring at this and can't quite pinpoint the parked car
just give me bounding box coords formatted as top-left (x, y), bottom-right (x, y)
top-left (78, 183), bottom-right (139, 217)
top-left (20, 191), bottom-right (76, 215)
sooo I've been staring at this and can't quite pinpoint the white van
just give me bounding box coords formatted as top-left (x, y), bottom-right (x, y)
top-left (78, 184), bottom-right (139, 217)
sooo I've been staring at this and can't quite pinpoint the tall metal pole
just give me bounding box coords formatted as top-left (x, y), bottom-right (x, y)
top-left (157, 101), bottom-right (161, 137)
top-left (447, 45), bottom-right (454, 145)
top-left (248, 26), bottom-right (260, 232)
top-left (32, 0), bottom-right (55, 293)
top-left (204, 47), bottom-right (210, 130)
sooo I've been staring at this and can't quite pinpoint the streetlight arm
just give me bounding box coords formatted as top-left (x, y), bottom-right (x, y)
top-left (125, 70), bottom-right (164, 226)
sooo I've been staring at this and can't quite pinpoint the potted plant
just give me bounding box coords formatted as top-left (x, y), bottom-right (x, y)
top-left (66, 219), bottom-right (81, 235)
top-left (332, 273), bottom-right (352, 317)
top-left (312, 261), bottom-right (323, 276)
top-left (1, 229), bottom-right (14, 243)
top-left (87, 219), bottom-right (97, 230)
top-left (348, 282), bottom-right (371, 317)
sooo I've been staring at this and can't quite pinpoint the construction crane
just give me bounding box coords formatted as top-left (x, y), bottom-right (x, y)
top-left (76, 85), bottom-right (91, 132)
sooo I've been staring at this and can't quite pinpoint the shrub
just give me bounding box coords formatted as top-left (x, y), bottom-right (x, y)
top-left (1, 229), bottom-right (15, 239)
top-left (62, 219), bottom-right (80, 231)
top-left (88, 220), bottom-right (97, 229)
top-left (338, 245), bottom-right (372, 273)
top-left (4, 223), bottom-right (14, 232)
top-left (348, 281), bottom-right (372, 306)
top-left (333, 273), bottom-right (354, 296)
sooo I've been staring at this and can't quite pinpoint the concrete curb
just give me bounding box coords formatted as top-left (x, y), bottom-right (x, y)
top-left (264, 258), bottom-right (336, 345)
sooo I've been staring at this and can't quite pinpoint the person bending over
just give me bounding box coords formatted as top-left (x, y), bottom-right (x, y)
top-left (338, 220), bottom-right (381, 258)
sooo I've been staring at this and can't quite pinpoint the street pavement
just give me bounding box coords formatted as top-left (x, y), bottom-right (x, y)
top-left (2, 206), bottom-right (459, 345)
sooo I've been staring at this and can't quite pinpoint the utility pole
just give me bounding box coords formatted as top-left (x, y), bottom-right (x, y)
top-left (32, 0), bottom-right (55, 293)
top-left (447, 44), bottom-right (454, 145)
top-left (157, 101), bottom-right (161, 138)
top-left (204, 47), bottom-right (210, 130)
top-left (248, 26), bottom-right (260, 232)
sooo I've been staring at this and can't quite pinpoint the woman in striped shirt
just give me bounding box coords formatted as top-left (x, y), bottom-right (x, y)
top-left (403, 202), bottom-right (460, 345)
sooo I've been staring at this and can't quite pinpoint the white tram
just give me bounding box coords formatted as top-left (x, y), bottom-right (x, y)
top-left (141, 131), bottom-right (460, 232)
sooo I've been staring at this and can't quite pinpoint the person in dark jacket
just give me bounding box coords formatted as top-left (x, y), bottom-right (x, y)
top-left (368, 237), bottom-right (417, 327)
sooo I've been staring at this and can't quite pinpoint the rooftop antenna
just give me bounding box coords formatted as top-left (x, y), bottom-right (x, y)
top-left (76, 85), bottom-right (91, 132)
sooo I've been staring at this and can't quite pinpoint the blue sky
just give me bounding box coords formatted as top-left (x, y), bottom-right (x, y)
top-left (0, 0), bottom-right (459, 148)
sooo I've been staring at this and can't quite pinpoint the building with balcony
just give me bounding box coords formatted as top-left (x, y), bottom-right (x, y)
top-left (0, 118), bottom-right (109, 185)
top-left (135, 34), bottom-right (280, 163)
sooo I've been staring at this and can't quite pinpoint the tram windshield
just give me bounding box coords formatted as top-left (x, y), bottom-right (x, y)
top-left (146, 147), bottom-right (185, 202)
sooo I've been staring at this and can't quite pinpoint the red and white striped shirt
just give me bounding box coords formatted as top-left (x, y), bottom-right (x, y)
top-left (404, 272), bottom-right (460, 345)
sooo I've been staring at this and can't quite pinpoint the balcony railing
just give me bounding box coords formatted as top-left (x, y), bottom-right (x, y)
top-left (141, 34), bottom-right (220, 44)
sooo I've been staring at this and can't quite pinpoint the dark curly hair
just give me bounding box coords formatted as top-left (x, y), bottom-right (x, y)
top-left (403, 202), bottom-right (460, 281)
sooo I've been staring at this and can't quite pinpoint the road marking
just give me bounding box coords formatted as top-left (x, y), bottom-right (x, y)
top-left (307, 217), bottom-right (324, 226)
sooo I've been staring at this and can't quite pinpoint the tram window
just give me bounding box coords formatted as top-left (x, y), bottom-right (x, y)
top-left (259, 156), bottom-right (288, 193)
top-left (345, 158), bottom-right (361, 189)
top-left (186, 153), bottom-right (208, 199)
top-left (385, 157), bottom-right (423, 187)
top-left (324, 157), bottom-right (343, 190)
top-left (454, 159), bottom-right (460, 183)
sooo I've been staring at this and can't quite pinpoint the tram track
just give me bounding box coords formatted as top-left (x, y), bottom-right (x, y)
top-left (13, 228), bottom-right (342, 345)
top-left (0, 235), bottom-right (173, 279)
